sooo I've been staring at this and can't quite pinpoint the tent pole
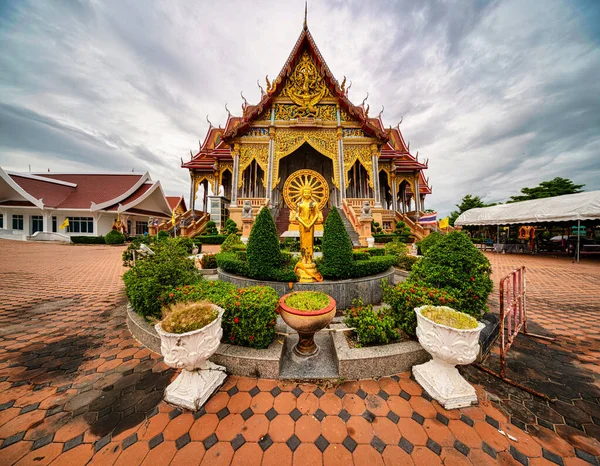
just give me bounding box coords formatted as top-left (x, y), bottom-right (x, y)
top-left (496, 225), bottom-right (500, 254)
top-left (576, 220), bottom-right (580, 263)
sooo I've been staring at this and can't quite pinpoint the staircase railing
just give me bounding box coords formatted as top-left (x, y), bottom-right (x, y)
top-left (183, 211), bottom-right (210, 238)
top-left (396, 211), bottom-right (429, 241)
top-left (342, 199), bottom-right (361, 230)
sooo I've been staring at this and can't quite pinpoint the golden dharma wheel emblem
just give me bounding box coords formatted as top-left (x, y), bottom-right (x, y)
top-left (283, 169), bottom-right (329, 211)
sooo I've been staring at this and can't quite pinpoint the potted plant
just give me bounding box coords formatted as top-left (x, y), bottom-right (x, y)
top-left (155, 301), bottom-right (226, 410)
top-left (412, 305), bottom-right (485, 409)
top-left (278, 291), bottom-right (336, 356)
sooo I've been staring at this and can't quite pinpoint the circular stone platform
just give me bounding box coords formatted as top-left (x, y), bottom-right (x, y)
top-left (217, 267), bottom-right (395, 309)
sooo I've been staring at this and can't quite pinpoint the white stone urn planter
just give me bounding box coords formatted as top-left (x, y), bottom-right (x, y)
top-left (412, 305), bottom-right (485, 410)
top-left (155, 305), bottom-right (226, 411)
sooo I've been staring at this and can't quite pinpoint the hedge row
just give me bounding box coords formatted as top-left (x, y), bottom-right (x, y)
top-left (351, 255), bottom-right (395, 278)
top-left (71, 236), bottom-right (106, 244)
top-left (373, 234), bottom-right (401, 244)
top-left (196, 234), bottom-right (228, 244)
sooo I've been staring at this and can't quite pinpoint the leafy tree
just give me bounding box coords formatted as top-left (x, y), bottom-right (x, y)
top-left (449, 195), bottom-right (496, 226)
top-left (508, 177), bottom-right (584, 203)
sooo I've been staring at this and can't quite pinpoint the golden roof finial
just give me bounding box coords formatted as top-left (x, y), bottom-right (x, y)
top-left (304, 1), bottom-right (308, 30)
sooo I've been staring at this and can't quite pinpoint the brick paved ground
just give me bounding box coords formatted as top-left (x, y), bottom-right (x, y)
top-left (464, 253), bottom-right (600, 462)
top-left (0, 240), bottom-right (599, 465)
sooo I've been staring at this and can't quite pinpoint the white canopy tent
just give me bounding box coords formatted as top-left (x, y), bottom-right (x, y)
top-left (455, 191), bottom-right (600, 262)
top-left (455, 191), bottom-right (600, 226)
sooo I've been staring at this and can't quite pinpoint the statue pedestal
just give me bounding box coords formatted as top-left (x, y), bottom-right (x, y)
top-left (241, 217), bottom-right (253, 244)
top-left (358, 217), bottom-right (373, 247)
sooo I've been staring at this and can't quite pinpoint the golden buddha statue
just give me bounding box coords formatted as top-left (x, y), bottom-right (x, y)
top-left (283, 169), bottom-right (328, 283)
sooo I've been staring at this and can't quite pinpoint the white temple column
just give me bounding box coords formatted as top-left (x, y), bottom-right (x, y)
top-left (414, 175), bottom-right (421, 214)
top-left (371, 146), bottom-right (381, 208)
top-left (391, 178), bottom-right (398, 212)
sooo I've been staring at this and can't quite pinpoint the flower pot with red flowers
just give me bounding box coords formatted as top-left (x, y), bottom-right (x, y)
top-left (155, 301), bottom-right (226, 411)
top-left (278, 291), bottom-right (336, 356)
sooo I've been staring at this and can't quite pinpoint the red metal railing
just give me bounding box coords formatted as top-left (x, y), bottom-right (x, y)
top-left (475, 266), bottom-right (554, 400)
top-left (499, 266), bottom-right (526, 377)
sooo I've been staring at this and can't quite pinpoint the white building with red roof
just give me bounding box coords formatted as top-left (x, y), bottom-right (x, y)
top-left (0, 167), bottom-right (173, 241)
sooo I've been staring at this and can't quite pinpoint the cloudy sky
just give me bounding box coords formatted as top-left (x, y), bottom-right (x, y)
top-left (0, 0), bottom-right (598, 216)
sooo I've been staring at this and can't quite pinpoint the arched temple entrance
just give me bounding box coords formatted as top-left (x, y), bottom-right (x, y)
top-left (273, 143), bottom-right (335, 234)
top-left (274, 143), bottom-right (336, 209)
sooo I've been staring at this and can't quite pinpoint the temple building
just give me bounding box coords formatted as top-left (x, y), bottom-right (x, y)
top-left (182, 17), bottom-right (431, 242)
top-left (0, 167), bottom-right (172, 242)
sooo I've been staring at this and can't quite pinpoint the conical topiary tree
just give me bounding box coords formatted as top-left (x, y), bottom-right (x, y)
top-left (319, 207), bottom-right (354, 279)
top-left (246, 207), bottom-right (281, 280)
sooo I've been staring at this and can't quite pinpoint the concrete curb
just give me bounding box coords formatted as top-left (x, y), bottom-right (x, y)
top-left (218, 267), bottom-right (395, 309)
top-left (330, 323), bottom-right (430, 379)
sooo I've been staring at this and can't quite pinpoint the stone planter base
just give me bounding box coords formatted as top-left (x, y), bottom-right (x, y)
top-left (165, 361), bottom-right (227, 411)
top-left (413, 357), bottom-right (477, 410)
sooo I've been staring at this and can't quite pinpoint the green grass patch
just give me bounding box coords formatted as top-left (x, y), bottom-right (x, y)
top-left (421, 305), bottom-right (478, 330)
top-left (284, 291), bottom-right (330, 311)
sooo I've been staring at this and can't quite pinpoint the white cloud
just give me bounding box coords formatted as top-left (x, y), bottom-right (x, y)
top-left (0, 0), bottom-right (598, 214)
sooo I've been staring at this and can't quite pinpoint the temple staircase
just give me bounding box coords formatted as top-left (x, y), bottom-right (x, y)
top-left (338, 208), bottom-right (361, 247)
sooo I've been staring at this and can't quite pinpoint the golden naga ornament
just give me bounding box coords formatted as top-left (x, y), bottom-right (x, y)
top-left (283, 170), bottom-right (328, 283)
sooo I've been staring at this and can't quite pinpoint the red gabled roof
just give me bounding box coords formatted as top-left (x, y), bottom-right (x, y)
top-left (8, 172), bottom-right (147, 209)
top-left (9, 175), bottom-right (74, 208)
top-left (37, 173), bottom-right (144, 209)
top-left (221, 25), bottom-right (389, 143)
top-left (166, 195), bottom-right (187, 212)
top-left (104, 183), bottom-right (153, 211)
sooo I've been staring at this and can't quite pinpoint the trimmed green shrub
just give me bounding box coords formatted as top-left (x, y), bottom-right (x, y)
top-left (352, 255), bottom-right (395, 278)
top-left (382, 280), bottom-right (458, 337)
top-left (71, 236), bottom-right (106, 244)
top-left (352, 251), bottom-right (370, 261)
top-left (221, 218), bottom-right (239, 236)
top-left (362, 247), bottom-right (385, 257)
top-left (409, 231), bottom-right (493, 317)
top-left (280, 237), bottom-right (300, 252)
top-left (371, 220), bottom-right (383, 234)
top-left (105, 229), bottom-right (126, 245)
top-left (396, 254), bottom-right (419, 271)
top-left (246, 207), bottom-right (281, 280)
top-left (344, 299), bottom-right (398, 346)
top-left (162, 281), bottom-right (279, 349)
top-left (394, 221), bottom-right (412, 243)
top-left (373, 234), bottom-right (398, 243)
top-left (385, 239), bottom-right (409, 261)
top-left (221, 233), bottom-right (244, 252)
top-left (320, 207), bottom-right (354, 279)
top-left (203, 220), bottom-right (218, 235)
top-left (172, 237), bottom-right (196, 254)
top-left (215, 252), bottom-right (250, 276)
top-left (123, 242), bottom-right (202, 319)
top-left (200, 253), bottom-right (217, 269)
top-left (157, 230), bottom-right (170, 240)
top-left (195, 235), bottom-right (227, 245)
top-left (417, 231), bottom-right (443, 256)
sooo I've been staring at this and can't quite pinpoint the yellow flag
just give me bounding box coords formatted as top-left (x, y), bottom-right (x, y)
top-left (171, 211), bottom-right (176, 226)
top-left (59, 218), bottom-right (69, 230)
top-left (439, 217), bottom-right (449, 229)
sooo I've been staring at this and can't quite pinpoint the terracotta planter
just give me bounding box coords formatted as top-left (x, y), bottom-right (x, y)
top-left (279, 293), bottom-right (336, 356)
top-left (155, 304), bottom-right (226, 411)
top-left (412, 305), bottom-right (485, 409)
